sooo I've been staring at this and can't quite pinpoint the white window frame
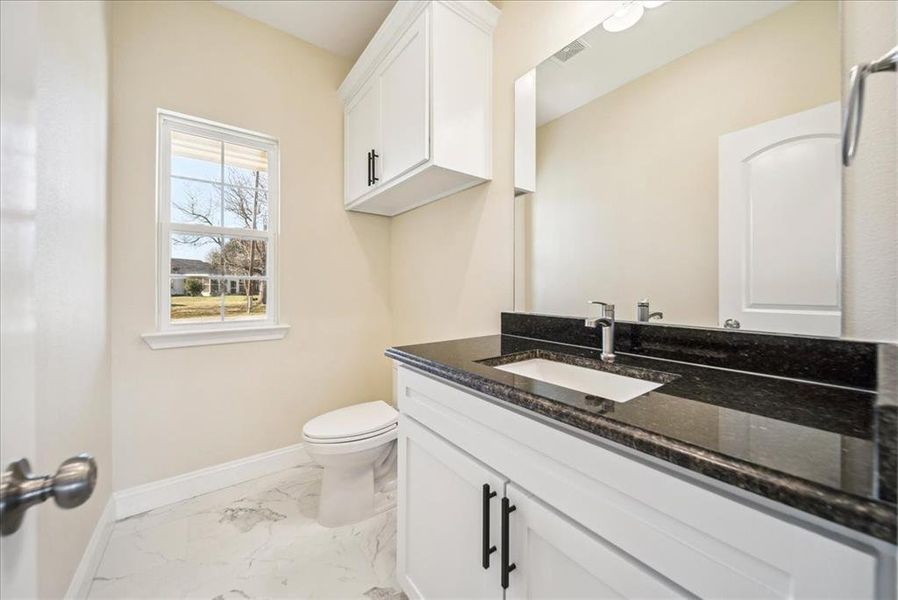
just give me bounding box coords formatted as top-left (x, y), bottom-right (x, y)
top-left (143, 110), bottom-right (288, 349)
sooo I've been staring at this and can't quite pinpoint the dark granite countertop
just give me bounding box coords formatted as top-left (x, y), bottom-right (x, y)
top-left (386, 334), bottom-right (897, 543)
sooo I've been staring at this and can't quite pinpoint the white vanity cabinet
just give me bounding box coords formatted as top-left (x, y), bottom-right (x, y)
top-left (399, 417), bottom-right (682, 600)
top-left (395, 365), bottom-right (892, 599)
top-left (505, 483), bottom-right (686, 599)
top-left (398, 416), bottom-right (505, 599)
top-left (339, 1), bottom-right (499, 216)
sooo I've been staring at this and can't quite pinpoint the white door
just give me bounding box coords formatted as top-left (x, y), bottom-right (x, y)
top-left (397, 415), bottom-right (505, 600)
top-left (719, 102), bottom-right (842, 336)
top-left (504, 484), bottom-right (687, 599)
top-left (3, 2), bottom-right (108, 596)
top-left (1, 2), bottom-right (39, 596)
top-left (379, 10), bottom-right (429, 183)
top-left (344, 78), bottom-right (381, 205)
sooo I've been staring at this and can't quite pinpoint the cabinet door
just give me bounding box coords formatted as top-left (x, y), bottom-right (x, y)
top-left (379, 10), bottom-right (429, 183)
top-left (398, 415), bottom-right (504, 600)
top-left (505, 483), bottom-right (687, 599)
top-left (344, 78), bottom-right (380, 205)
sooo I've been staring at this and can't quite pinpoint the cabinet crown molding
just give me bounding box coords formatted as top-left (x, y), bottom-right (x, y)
top-left (338, 0), bottom-right (500, 103)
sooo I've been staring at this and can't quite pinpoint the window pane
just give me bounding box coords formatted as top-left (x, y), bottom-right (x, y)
top-left (219, 238), bottom-right (267, 277)
top-left (162, 117), bottom-right (276, 329)
top-left (170, 233), bottom-right (223, 277)
top-left (223, 279), bottom-right (268, 321)
top-left (222, 185), bottom-right (268, 231)
top-left (170, 277), bottom-right (223, 322)
top-left (171, 131), bottom-right (221, 182)
top-left (224, 142), bottom-right (268, 190)
top-left (170, 179), bottom-right (222, 227)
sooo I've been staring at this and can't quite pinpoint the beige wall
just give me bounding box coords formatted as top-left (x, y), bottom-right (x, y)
top-left (524, 1), bottom-right (840, 325)
top-left (109, 1), bottom-right (392, 490)
top-left (842, 0), bottom-right (898, 342)
top-left (106, 1), bottom-right (630, 491)
top-left (389, 1), bottom-right (622, 345)
top-left (0, 1), bottom-right (113, 597)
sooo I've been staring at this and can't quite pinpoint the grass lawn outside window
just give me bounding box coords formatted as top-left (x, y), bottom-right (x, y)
top-left (170, 294), bottom-right (266, 321)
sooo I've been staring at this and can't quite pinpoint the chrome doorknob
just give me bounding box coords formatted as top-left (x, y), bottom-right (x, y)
top-left (723, 318), bottom-right (741, 329)
top-left (0, 454), bottom-right (97, 536)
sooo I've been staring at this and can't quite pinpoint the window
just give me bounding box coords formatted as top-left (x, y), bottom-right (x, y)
top-left (145, 111), bottom-right (287, 348)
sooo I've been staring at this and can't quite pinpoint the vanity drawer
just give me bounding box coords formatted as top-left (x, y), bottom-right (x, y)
top-left (396, 366), bottom-right (882, 599)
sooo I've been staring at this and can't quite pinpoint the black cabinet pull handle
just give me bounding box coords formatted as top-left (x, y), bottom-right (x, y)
top-left (367, 150), bottom-right (372, 186)
top-left (371, 149), bottom-right (379, 184)
top-left (482, 484), bottom-right (497, 569)
top-left (501, 496), bottom-right (516, 589)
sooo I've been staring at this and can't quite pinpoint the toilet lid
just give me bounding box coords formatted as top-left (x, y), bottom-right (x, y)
top-left (303, 401), bottom-right (398, 441)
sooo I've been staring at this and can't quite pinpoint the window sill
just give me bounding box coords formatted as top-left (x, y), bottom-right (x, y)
top-left (141, 324), bottom-right (290, 350)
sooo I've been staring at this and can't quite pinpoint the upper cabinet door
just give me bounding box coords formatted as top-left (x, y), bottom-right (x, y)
top-left (339, 1), bottom-right (498, 215)
top-left (344, 79), bottom-right (380, 205)
top-left (379, 11), bottom-right (429, 183)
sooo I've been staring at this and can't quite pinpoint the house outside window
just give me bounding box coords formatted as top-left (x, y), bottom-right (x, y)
top-left (145, 111), bottom-right (287, 348)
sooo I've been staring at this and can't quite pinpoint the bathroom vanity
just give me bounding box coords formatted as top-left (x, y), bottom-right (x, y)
top-left (386, 1), bottom-right (898, 597)
top-left (387, 319), bottom-right (897, 599)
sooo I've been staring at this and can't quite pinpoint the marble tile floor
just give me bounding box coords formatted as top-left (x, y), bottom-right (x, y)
top-left (88, 462), bottom-right (404, 600)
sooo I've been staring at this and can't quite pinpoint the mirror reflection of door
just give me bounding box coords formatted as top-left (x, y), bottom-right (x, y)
top-left (718, 102), bottom-right (842, 337)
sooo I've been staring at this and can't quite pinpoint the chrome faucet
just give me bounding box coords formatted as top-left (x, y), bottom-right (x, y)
top-left (636, 299), bottom-right (663, 322)
top-left (585, 301), bottom-right (615, 363)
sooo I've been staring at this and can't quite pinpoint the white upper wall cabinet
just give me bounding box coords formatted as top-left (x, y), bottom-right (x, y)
top-left (339, 1), bottom-right (500, 216)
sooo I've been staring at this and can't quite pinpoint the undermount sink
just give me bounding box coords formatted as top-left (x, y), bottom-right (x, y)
top-left (493, 357), bottom-right (664, 403)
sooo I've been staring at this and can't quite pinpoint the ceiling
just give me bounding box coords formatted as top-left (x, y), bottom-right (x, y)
top-left (536, 1), bottom-right (795, 126)
top-left (215, 0), bottom-right (396, 60)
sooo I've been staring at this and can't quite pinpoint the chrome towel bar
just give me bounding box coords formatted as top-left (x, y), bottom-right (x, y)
top-left (842, 45), bottom-right (897, 167)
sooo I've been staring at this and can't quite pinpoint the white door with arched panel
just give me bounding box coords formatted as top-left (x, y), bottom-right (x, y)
top-left (719, 102), bottom-right (842, 336)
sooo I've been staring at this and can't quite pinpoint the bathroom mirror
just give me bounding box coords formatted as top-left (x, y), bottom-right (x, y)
top-left (514, 1), bottom-right (894, 338)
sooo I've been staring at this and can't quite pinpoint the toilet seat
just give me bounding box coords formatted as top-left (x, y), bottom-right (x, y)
top-left (304, 422), bottom-right (397, 444)
top-left (303, 425), bottom-right (398, 455)
top-left (302, 400), bottom-right (398, 444)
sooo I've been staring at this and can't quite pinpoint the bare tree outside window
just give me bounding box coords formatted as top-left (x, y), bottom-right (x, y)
top-left (172, 168), bottom-right (268, 318)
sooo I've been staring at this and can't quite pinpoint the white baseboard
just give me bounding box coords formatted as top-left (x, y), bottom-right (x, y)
top-left (114, 443), bottom-right (309, 519)
top-left (65, 496), bottom-right (116, 599)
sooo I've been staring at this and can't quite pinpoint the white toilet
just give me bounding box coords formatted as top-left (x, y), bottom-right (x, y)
top-left (302, 400), bottom-right (398, 527)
